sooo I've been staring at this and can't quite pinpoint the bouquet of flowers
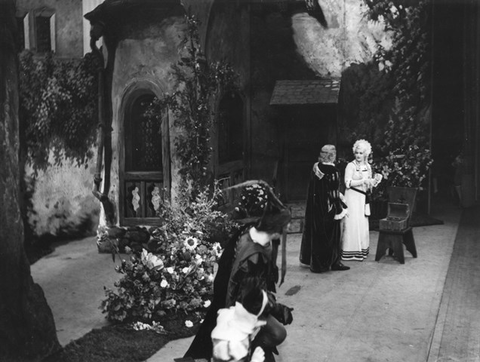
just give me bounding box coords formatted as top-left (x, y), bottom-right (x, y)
top-left (101, 185), bottom-right (235, 323)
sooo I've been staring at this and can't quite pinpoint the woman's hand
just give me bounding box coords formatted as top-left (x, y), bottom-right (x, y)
top-left (373, 173), bottom-right (383, 187)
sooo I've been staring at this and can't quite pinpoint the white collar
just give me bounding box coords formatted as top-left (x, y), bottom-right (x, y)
top-left (249, 227), bottom-right (270, 247)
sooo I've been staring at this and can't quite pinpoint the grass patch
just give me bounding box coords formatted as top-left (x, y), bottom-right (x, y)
top-left (43, 313), bottom-right (202, 362)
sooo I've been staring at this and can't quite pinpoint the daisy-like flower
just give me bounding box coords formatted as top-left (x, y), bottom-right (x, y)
top-left (185, 320), bottom-right (193, 328)
top-left (212, 242), bottom-right (223, 257)
top-left (184, 236), bottom-right (199, 251)
top-left (160, 279), bottom-right (169, 288)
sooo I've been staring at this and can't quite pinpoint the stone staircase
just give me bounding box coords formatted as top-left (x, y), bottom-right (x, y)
top-left (286, 202), bottom-right (306, 234)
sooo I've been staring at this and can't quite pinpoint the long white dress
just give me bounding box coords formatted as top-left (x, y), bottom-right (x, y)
top-left (341, 161), bottom-right (372, 261)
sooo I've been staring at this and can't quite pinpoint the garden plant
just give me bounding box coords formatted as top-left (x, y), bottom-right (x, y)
top-left (365, 0), bottom-right (433, 202)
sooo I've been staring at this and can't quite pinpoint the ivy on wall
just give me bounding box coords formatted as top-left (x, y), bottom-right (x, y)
top-left (146, 15), bottom-right (238, 200)
top-left (364, 0), bottom-right (433, 189)
top-left (19, 50), bottom-right (100, 173)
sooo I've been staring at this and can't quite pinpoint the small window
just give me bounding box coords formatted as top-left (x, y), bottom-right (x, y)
top-left (36, 15), bottom-right (51, 53)
top-left (34, 9), bottom-right (55, 53)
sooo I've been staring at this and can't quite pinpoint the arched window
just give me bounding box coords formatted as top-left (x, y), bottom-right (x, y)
top-left (122, 92), bottom-right (167, 225)
top-left (125, 94), bottom-right (162, 172)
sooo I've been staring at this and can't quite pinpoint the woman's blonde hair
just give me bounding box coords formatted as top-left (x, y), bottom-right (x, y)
top-left (352, 139), bottom-right (372, 157)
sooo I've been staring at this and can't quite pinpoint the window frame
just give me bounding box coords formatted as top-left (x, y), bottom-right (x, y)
top-left (119, 89), bottom-right (170, 227)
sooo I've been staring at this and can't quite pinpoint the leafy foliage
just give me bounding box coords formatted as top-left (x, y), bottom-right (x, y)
top-left (364, 1), bottom-right (433, 190)
top-left (19, 50), bottom-right (100, 172)
top-left (339, 62), bottom-right (394, 147)
top-left (146, 15), bottom-right (238, 198)
top-left (375, 102), bottom-right (433, 190)
top-left (101, 184), bottom-right (237, 323)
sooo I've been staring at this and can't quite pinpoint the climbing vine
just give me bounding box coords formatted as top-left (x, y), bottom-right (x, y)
top-left (364, 0), bottom-right (433, 189)
top-left (19, 50), bottom-right (100, 173)
top-left (146, 15), bottom-right (238, 200)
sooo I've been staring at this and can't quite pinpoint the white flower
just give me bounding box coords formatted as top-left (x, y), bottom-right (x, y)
top-left (182, 267), bottom-right (190, 274)
top-left (160, 279), bottom-right (169, 288)
top-left (203, 300), bottom-right (211, 308)
top-left (195, 254), bottom-right (203, 265)
top-left (185, 320), bottom-right (193, 328)
top-left (141, 249), bottom-right (164, 270)
top-left (184, 236), bottom-right (199, 251)
top-left (133, 321), bottom-right (149, 331)
top-left (213, 243), bottom-right (223, 257)
top-left (207, 274), bottom-right (214, 282)
top-left (166, 267), bottom-right (174, 274)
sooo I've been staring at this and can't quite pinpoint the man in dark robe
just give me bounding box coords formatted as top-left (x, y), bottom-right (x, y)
top-left (184, 181), bottom-right (292, 362)
top-left (299, 145), bottom-right (350, 273)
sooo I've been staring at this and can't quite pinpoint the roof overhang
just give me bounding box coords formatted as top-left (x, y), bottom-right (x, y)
top-left (270, 79), bottom-right (340, 106)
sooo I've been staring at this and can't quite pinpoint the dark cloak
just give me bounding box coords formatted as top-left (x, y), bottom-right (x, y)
top-left (184, 226), bottom-right (278, 359)
top-left (183, 227), bottom-right (243, 359)
top-left (299, 163), bottom-right (344, 272)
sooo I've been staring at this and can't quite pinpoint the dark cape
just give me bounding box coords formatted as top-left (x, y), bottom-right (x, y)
top-left (299, 163), bottom-right (345, 272)
top-left (225, 232), bottom-right (273, 308)
top-left (184, 226), bottom-right (278, 359)
top-left (183, 227), bottom-right (243, 359)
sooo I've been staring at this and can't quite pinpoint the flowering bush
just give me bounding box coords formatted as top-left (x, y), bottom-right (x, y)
top-left (374, 103), bottom-right (434, 196)
top-left (364, 1), bottom-right (433, 200)
top-left (377, 144), bottom-right (433, 190)
top-left (101, 185), bottom-right (237, 323)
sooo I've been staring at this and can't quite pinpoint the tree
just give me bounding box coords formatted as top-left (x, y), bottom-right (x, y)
top-left (365, 0), bottom-right (433, 196)
top-left (0, 1), bottom-right (60, 360)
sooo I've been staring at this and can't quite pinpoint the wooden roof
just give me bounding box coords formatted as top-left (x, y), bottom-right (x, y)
top-left (270, 79), bottom-right (340, 106)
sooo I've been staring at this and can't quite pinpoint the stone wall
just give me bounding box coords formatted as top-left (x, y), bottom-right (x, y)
top-left (27, 0), bottom-right (391, 238)
top-left (16, 0), bottom-right (84, 58)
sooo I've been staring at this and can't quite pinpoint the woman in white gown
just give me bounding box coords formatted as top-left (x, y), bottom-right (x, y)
top-left (341, 140), bottom-right (381, 261)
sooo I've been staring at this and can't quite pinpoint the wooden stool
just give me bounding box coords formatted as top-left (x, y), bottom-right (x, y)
top-left (375, 227), bottom-right (417, 264)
